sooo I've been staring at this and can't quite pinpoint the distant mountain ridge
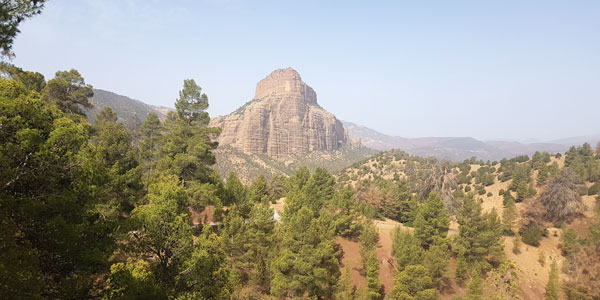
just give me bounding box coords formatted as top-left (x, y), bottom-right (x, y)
top-left (84, 87), bottom-right (598, 163)
top-left (85, 89), bottom-right (172, 124)
top-left (342, 121), bottom-right (597, 161)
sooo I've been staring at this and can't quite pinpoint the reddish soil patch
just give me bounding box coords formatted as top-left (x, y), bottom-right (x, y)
top-left (337, 237), bottom-right (367, 290)
top-left (190, 206), bottom-right (213, 225)
top-left (189, 205), bottom-right (228, 225)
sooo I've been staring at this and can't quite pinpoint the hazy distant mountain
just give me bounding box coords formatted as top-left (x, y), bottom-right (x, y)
top-left (550, 135), bottom-right (600, 148)
top-left (342, 121), bottom-right (575, 161)
top-left (85, 89), bottom-right (172, 125)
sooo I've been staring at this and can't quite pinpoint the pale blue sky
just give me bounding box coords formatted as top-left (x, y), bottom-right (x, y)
top-left (12, 0), bottom-right (600, 141)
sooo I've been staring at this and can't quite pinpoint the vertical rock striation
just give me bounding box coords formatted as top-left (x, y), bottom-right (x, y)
top-left (209, 67), bottom-right (350, 158)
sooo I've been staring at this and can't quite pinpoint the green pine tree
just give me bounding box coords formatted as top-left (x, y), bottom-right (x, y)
top-left (388, 265), bottom-right (438, 300)
top-left (414, 193), bottom-right (449, 248)
top-left (546, 260), bottom-right (560, 300)
top-left (465, 267), bottom-right (483, 300)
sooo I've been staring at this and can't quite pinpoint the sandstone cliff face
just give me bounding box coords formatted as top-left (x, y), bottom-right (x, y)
top-left (209, 68), bottom-right (349, 158)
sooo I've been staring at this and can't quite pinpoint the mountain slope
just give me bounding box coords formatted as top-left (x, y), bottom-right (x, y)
top-left (85, 89), bottom-right (172, 125)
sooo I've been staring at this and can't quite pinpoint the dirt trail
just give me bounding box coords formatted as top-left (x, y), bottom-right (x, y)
top-left (373, 218), bottom-right (407, 295)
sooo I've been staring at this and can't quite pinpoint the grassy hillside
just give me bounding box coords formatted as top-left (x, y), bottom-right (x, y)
top-left (334, 144), bottom-right (600, 299)
top-left (212, 145), bottom-right (377, 183)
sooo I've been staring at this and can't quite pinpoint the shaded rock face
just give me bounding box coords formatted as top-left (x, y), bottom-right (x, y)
top-left (210, 68), bottom-right (349, 158)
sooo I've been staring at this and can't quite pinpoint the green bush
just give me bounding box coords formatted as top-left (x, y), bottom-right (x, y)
top-left (464, 186), bottom-right (472, 193)
top-left (502, 192), bottom-right (515, 206)
top-left (588, 182), bottom-right (600, 195)
top-left (476, 185), bottom-right (486, 195)
top-left (487, 192), bottom-right (493, 197)
top-left (521, 225), bottom-right (543, 247)
top-left (566, 286), bottom-right (593, 300)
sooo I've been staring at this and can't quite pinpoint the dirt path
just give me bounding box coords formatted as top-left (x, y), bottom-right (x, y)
top-left (373, 218), bottom-right (407, 295)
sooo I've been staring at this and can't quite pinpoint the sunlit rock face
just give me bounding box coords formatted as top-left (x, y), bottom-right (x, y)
top-left (209, 67), bottom-right (349, 158)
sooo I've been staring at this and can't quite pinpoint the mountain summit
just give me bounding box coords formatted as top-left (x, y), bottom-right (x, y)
top-left (209, 68), bottom-right (354, 158)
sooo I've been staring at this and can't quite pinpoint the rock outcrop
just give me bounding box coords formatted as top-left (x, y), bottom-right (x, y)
top-left (209, 68), bottom-right (350, 158)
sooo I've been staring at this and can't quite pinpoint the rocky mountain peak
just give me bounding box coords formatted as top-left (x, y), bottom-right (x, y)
top-left (209, 68), bottom-right (351, 158)
top-left (254, 67), bottom-right (317, 105)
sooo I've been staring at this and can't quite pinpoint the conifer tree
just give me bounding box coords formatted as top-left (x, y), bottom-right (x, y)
top-left (140, 112), bottom-right (162, 162)
top-left (546, 260), bottom-right (560, 300)
top-left (560, 226), bottom-right (580, 256)
top-left (465, 267), bottom-right (483, 300)
top-left (129, 175), bottom-right (192, 284)
top-left (103, 259), bottom-right (166, 300)
top-left (224, 172), bottom-right (247, 206)
top-left (43, 69), bottom-right (94, 116)
top-left (392, 229), bottom-right (423, 272)
top-left (0, 75), bottom-right (120, 297)
top-left (423, 242), bottom-right (450, 289)
top-left (271, 206), bottom-right (340, 299)
top-left (414, 193), bottom-right (449, 248)
top-left (245, 204), bottom-right (276, 290)
top-left (335, 267), bottom-right (355, 300)
top-left (87, 106), bottom-right (143, 213)
top-left (360, 223), bottom-right (381, 299)
top-left (456, 196), bottom-right (504, 268)
top-left (502, 197), bottom-right (518, 234)
top-left (248, 175), bottom-right (272, 204)
top-left (455, 249), bottom-right (469, 285)
top-left (388, 265), bottom-right (438, 300)
top-left (157, 79), bottom-right (219, 185)
top-left (512, 235), bottom-right (522, 254)
top-left (177, 226), bottom-right (232, 299)
top-left (0, 0), bottom-right (47, 57)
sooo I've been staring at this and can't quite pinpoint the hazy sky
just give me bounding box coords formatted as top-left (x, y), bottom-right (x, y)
top-left (12, 0), bottom-right (600, 141)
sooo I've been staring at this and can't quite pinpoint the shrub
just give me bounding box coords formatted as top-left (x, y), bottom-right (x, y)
top-left (588, 182), bottom-right (600, 195)
top-left (539, 168), bottom-right (585, 222)
top-left (560, 227), bottom-right (580, 256)
top-left (512, 235), bottom-right (521, 254)
top-left (577, 185), bottom-right (588, 196)
top-left (464, 186), bottom-right (472, 193)
top-left (538, 251), bottom-right (546, 266)
top-left (522, 224), bottom-right (543, 247)
top-left (487, 192), bottom-right (493, 197)
top-left (565, 285), bottom-right (593, 300)
top-left (502, 192), bottom-right (515, 206)
top-left (514, 155), bottom-right (530, 163)
top-left (476, 185), bottom-right (486, 195)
